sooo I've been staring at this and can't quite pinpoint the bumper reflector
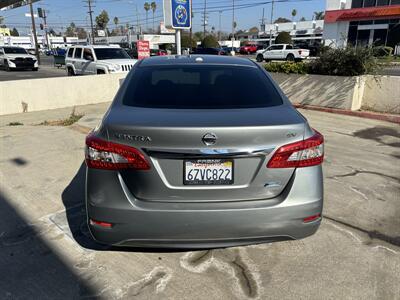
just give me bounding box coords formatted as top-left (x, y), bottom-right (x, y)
top-left (90, 219), bottom-right (113, 228)
top-left (303, 213), bottom-right (321, 223)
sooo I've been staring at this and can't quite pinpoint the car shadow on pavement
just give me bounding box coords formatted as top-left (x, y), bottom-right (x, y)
top-left (0, 189), bottom-right (97, 298)
top-left (61, 162), bottom-right (190, 253)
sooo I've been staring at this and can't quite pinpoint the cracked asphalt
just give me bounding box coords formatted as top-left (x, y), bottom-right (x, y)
top-left (0, 103), bottom-right (399, 299)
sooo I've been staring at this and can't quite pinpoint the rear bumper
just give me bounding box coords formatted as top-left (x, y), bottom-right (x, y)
top-left (86, 166), bottom-right (323, 248)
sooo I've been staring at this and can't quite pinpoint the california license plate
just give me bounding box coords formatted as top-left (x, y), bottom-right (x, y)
top-left (184, 159), bottom-right (233, 185)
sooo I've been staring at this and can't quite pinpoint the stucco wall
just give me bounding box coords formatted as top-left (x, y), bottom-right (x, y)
top-left (362, 75), bottom-right (400, 114)
top-left (0, 73), bottom-right (126, 115)
top-left (270, 73), bottom-right (358, 110)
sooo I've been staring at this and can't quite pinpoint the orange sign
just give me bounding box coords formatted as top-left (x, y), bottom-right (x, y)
top-left (137, 40), bottom-right (150, 60)
top-left (325, 5), bottom-right (400, 23)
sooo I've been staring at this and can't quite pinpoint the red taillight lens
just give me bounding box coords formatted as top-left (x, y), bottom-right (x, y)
top-left (85, 135), bottom-right (150, 170)
top-left (267, 130), bottom-right (324, 168)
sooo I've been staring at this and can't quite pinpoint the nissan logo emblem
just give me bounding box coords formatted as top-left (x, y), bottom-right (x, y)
top-left (202, 133), bottom-right (217, 146)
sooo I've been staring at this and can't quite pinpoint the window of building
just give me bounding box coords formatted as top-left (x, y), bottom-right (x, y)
top-left (373, 29), bottom-right (388, 46)
top-left (364, 0), bottom-right (376, 6)
top-left (347, 26), bottom-right (358, 46)
top-left (377, 0), bottom-right (389, 5)
top-left (390, 0), bottom-right (400, 4)
top-left (352, 0), bottom-right (364, 8)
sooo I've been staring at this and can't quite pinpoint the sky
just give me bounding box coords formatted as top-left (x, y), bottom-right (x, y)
top-left (1, 0), bottom-right (326, 35)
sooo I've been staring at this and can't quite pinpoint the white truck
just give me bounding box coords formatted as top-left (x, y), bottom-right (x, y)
top-left (65, 45), bottom-right (137, 76)
top-left (256, 44), bottom-right (310, 62)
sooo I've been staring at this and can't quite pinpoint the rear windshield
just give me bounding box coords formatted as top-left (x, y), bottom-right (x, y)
top-left (122, 65), bottom-right (282, 109)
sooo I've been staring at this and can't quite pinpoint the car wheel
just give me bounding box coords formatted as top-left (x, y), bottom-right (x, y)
top-left (286, 54), bottom-right (295, 62)
top-left (32, 67), bottom-right (38, 71)
top-left (256, 54), bottom-right (264, 62)
top-left (97, 70), bottom-right (105, 75)
top-left (67, 67), bottom-right (75, 76)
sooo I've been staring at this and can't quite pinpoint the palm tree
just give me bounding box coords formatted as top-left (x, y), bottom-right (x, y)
top-left (313, 11), bottom-right (325, 20)
top-left (291, 9), bottom-right (297, 21)
top-left (151, 2), bottom-right (157, 33)
top-left (113, 17), bottom-right (119, 34)
top-left (144, 2), bottom-right (150, 32)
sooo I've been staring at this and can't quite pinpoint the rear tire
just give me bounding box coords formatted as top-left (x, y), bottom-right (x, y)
top-left (97, 69), bottom-right (105, 75)
top-left (67, 67), bottom-right (75, 76)
top-left (286, 54), bottom-right (295, 62)
top-left (4, 61), bottom-right (10, 72)
top-left (32, 67), bottom-right (38, 71)
top-left (256, 54), bottom-right (264, 62)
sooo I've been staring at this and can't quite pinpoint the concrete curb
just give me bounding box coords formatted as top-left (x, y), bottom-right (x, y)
top-left (293, 104), bottom-right (400, 124)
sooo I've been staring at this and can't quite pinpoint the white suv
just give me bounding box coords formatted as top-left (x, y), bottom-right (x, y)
top-left (0, 46), bottom-right (39, 71)
top-left (65, 45), bottom-right (137, 76)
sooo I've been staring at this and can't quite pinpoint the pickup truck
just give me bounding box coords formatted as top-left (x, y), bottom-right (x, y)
top-left (256, 44), bottom-right (310, 62)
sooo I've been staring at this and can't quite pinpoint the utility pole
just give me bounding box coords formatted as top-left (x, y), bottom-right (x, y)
top-left (189, 0), bottom-right (193, 50)
top-left (269, 0), bottom-right (275, 46)
top-left (218, 11), bottom-right (222, 41)
top-left (260, 8), bottom-right (265, 33)
top-left (42, 9), bottom-right (50, 49)
top-left (202, 0), bottom-right (207, 38)
top-left (29, 0), bottom-right (40, 64)
top-left (84, 0), bottom-right (95, 44)
top-left (231, 0), bottom-right (235, 55)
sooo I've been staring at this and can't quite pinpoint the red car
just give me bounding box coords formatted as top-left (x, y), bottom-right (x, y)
top-left (239, 44), bottom-right (258, 54)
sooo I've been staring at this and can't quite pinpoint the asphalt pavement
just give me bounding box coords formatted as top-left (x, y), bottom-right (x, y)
top-left (0, 54), bottom-right (66, 81)
top-left (0, 103), bottom-right (399, 299)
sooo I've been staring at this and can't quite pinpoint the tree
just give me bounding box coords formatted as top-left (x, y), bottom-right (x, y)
top-left (10, 27), bottom-right (19, 36)
top-left (151, 2), bottom-right (157, 32)
top-left (194, 31), bottom-right (203, 41)
top-left (76, 27), bottom-right (87, 39)
top-left (314, 11), bottom-right (325, 20)
top-left (201, 35), bottom-right (219, 48)
top-left (291, 9), bottom-right (297, 21)
top-left (181, 33), bottom-right (197, 48)
top-left (65, 22), bottom-right (76, 36)
top-left (249, 26), bottom-right (259, 33)
top-left (95, 10), bottom-right (109, 30)
top-left (299, 17), bottom-right (306, 21)
top-left (144, 2), bottom-right (150, 32)
top-left (275, 31), bottom-right (292, 44)
top-left (274, 17), bottom-right (291, 23)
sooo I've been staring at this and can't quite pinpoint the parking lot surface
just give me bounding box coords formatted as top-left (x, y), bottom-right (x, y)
top-left (0, 103), bottom-right (399, 299)
top-left (0, 55), bottom-right (66, 81)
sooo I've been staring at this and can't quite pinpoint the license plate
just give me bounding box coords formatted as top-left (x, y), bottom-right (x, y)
top-left (184, 159), bottom-right (233, 185)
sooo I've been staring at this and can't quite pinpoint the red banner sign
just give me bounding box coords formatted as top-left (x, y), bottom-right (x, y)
top-left (325, 5), bottom-right (400, 23)
top-left (137, 40), bottom-right (150, 60)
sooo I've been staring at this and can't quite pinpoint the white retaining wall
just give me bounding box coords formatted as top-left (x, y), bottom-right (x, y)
top-left (0, 73), bottom-right (398, 116)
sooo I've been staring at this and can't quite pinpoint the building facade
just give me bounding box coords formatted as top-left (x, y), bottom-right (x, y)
top-left (323, 0), bottom-right (400, 47)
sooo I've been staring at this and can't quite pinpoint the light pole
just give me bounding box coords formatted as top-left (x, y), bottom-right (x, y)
top-left (269, 0), bottom-right (275, 46)
top-left (29, 0), bottom-right (40, 64)
top-left (231, 0), bottom-right (235, 55)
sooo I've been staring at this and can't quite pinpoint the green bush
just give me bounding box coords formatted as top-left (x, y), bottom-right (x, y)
top-left (201, 35), bottom-right (219, 48)
top-left (264, 62), bottom-right (309, 74)
top-left (275, 32), bottom-right (292, 44)
top-left (308, 46), bottom-right (379, 76)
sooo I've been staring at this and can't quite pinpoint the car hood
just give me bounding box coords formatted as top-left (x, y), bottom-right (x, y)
top-left (97, 59), bottom-right (137, 65)
top-left (5, 53), bottom-right (37, 60)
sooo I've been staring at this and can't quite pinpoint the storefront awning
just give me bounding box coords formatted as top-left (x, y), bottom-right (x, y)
top-left (325, 5), bottom-right (400, 23)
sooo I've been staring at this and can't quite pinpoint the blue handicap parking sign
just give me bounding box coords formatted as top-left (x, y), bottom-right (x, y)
top-left (171, 0), bottom-right (191, 29)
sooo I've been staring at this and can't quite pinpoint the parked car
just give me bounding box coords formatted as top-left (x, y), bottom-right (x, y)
top-left (256, 44), bottom-right (310, 62)
top-left (293, 42), bottom-right (320, 57)
top-left (0, 46), bottom-right (38, 71)
top-left (222, 46), bottom-right (239, 54)
top-left (239, 44), bottom-right (258, 54)
top-left (192, 47), bottom-right (227, 55)
top-left (85, 55), bottom-right (324, 248)
top-left (65, 45), bottom-right (137, 76)
top-left (150, 49), bottom-right (168, 56)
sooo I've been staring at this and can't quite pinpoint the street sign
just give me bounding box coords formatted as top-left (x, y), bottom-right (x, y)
top-left (97, 30), bottom-right (106, 37)
top-left (137, 40), bottom-right (150, 60)
top-left (163, 0), bottom-right (191, 29)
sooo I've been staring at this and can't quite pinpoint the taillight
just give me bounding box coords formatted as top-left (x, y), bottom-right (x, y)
top-left (267, 130), bottom-right (324, 168)
top-left (85, 135), bottom-right (150, 170)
